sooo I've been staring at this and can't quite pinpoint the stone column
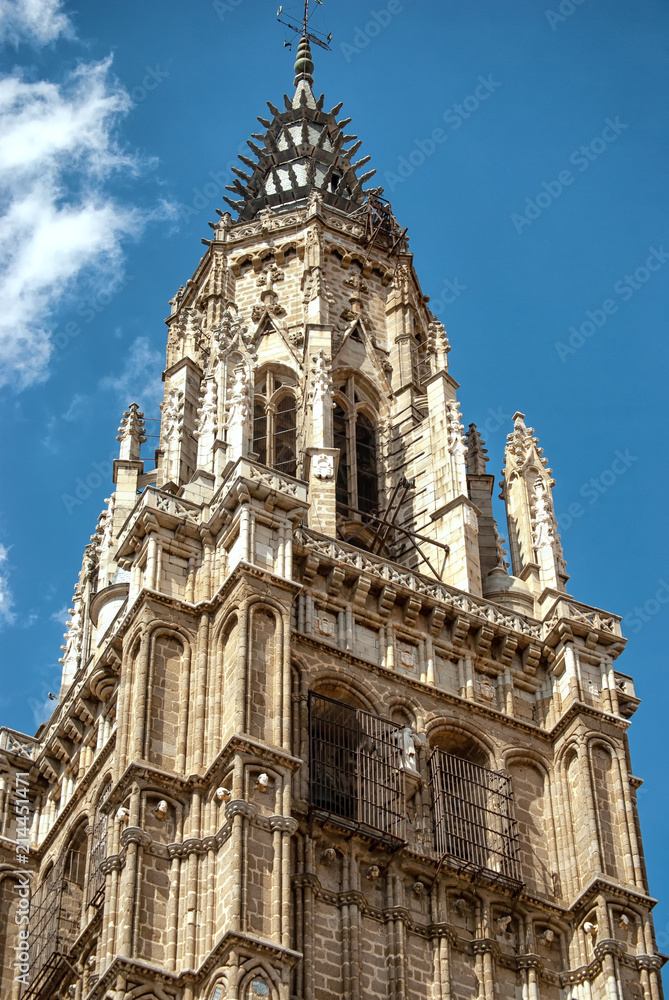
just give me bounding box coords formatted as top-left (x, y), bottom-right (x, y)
top-left (306, 348), bottom-right (337, 536)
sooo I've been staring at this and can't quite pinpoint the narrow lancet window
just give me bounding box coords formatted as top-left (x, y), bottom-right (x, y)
top-left (333, 379), bottom-right (379, 520)
top-left (333, 403), bottom-right (349, 509)
top-left (253, 370), bottom-right (297, 477)
top-left (356, 412), bottom-right (378, 514)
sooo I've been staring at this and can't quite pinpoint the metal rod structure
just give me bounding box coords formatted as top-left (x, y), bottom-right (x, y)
top-left (336, 500), bottom-right (449, 580)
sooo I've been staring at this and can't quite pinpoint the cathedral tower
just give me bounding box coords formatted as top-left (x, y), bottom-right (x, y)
top-left (0, 31), bottom-right (664, 1000)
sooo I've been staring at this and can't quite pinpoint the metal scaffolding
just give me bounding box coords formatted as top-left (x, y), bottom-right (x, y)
top-left (309, 693), bottom-right (406, 844)
top-left (429, 748), bottom-right (523, 887)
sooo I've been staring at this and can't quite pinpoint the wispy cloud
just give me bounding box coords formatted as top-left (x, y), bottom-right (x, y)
top-left (0, 1), bottom-right (172, 391)
top-left (0, 543), bottom-right (16, 626)
top-left (30, 692), bottom-right (56, 728)
top-left (0, 0), bottom-right (72, 47)
top-left (99, 335), bottom-right (164, 413)
top-left (62, 392), bottom-right (89, 422)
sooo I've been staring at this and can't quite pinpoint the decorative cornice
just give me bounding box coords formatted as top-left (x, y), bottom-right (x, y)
top-left (33, 734), bottom-right (116, 859)
top-left (568, 876), bottom-right (657, 914)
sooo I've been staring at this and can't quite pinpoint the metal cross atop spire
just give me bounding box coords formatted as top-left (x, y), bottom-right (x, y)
top-left (277, 0), bottom-right (332, 50)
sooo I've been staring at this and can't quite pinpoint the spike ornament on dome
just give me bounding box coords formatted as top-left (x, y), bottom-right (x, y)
top-left (224, 5), bottom-right (374, 221)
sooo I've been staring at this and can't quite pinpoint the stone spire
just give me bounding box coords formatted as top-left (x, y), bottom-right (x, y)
top-left (500, 412), bottom-right (568, 598)
top-left (224, 36), bottom-right (375, 220)
top-left (465, 421), bottom-right (500, 585)
top-left (116, 402), bottom-right (146, 461)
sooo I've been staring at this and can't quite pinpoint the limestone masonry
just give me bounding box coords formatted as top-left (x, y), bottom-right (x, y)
top-left (0, 34), bottom-right (664, 1000)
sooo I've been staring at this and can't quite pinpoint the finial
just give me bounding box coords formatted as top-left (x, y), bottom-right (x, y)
top-left (116, 402), bottom-right (146, 462)
top-left (465, 423), bottom-right (489, 475)
top-left (294, 34), bottom-right (314, 86)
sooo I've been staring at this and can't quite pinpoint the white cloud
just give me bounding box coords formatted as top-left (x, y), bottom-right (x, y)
top-left (0, 543), bottom-right (16, 626)
top-left (0, 0), bottom-right (72, 47)
top-left (99, 335), bottom-right (164, 413)
top-left (0, 47), bottom-right (167, 390)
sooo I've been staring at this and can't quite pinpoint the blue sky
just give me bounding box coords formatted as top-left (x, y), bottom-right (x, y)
top-left (0, 0), bottom-right (667, 962)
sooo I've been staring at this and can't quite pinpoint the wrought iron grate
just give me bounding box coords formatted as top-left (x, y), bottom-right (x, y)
top-left (429, 748), bottom-right (523, 886)
top-left (24, 849), bottom-right (84, 997)
top-left (86, 778), bottom-right (111, 907)
top-left (309, 693), bottom-right (406, 843)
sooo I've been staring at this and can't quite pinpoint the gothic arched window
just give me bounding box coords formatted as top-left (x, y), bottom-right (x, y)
top-left (333, 378), bottom-right (379, 518)
top-left (253, 371), bottom-right (297, 477)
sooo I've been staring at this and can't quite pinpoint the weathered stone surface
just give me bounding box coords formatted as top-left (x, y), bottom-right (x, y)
top-left (0, 36), bottom-right (661, 1000)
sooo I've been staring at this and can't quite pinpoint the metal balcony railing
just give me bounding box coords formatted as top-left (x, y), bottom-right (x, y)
top-left (429, 748), bottom-right (523, 887)
top-left (309, 694), bottom-right (406, 844)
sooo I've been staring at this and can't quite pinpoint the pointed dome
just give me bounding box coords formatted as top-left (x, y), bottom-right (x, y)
top-left (224, 37), bottom-right (376, 221)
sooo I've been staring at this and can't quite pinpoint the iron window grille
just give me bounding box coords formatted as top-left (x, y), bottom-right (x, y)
top-left (429, 748), bottom-right (523, 887)
top-left (86, 778), bottom-right (111, 907)
top-left (24, 849), bottom-right (84, 998)
top-left (308, 693), bottom-right (406, 844)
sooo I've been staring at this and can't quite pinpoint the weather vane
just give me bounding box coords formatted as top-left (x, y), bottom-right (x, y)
top-left (277, 0), bottom-right (332, 50)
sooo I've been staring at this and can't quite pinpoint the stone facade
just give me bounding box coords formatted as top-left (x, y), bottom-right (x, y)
top-left (0, 36), bottom-right (664, 1000)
